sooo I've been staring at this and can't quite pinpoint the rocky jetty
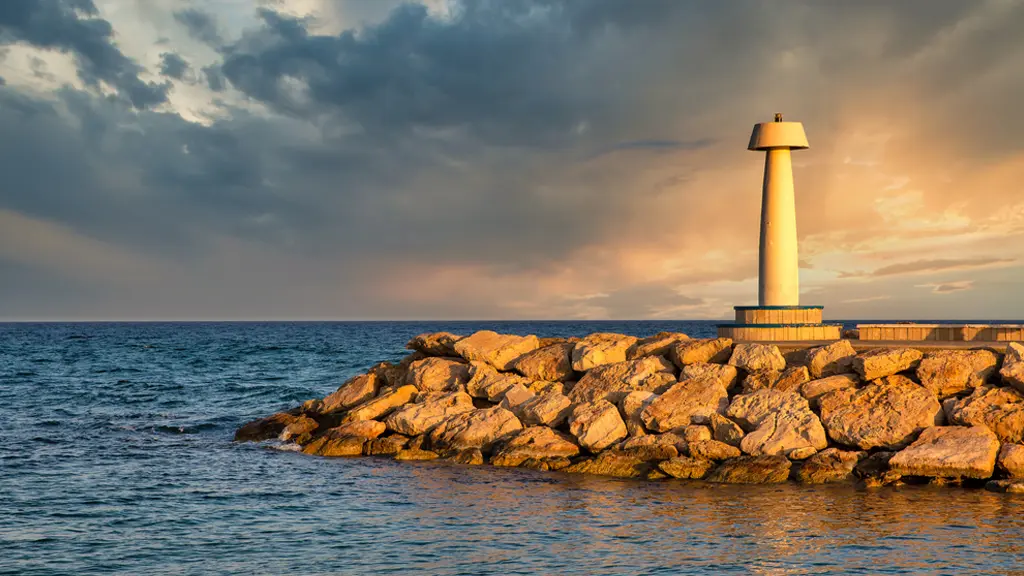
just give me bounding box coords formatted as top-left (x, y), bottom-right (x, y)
top-left (236, 331), bottom-right (1024, 491)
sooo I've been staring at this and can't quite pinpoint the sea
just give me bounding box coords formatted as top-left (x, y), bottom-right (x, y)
top-left (2, 320), bottom-right (1023, 575)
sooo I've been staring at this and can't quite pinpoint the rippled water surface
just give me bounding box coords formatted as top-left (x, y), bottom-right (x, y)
top-left (3, 321), bottom-right (1024, 575)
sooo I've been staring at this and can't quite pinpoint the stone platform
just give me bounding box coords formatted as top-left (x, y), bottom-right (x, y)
top-left (718, 305), bottom-right (842, 341)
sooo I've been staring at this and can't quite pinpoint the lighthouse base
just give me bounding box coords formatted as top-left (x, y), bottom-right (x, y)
top-left (717, 306), bottom-right (841, 341)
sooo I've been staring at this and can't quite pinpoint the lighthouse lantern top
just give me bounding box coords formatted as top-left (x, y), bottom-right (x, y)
top-left (748, 113), bottom-right (810, 151)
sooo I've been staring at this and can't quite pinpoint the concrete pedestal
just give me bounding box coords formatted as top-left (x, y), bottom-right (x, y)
top-left (718, 306), bottom-right (841, 341)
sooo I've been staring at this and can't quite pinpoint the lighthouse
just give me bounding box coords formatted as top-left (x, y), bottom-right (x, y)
top-left (718, 114), bottom-right (841, 341)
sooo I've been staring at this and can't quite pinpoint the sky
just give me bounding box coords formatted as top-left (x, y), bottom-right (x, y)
top-left (1, 0), bottom-right (1023, 321)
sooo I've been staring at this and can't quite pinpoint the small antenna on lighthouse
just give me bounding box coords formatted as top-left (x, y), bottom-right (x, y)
top-left (774, 113), bottom-right (783, 122)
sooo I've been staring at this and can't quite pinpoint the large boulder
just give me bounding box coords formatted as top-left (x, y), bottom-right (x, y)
top-left (818, 375), bottom-right (942, 450)
top-left (454, 330), bottom-right (540, 371)
top-left (569, 400), bottom-right (629, 453)
top-left (302, 420), bottom-right (386, 457)
top-left (889, 426), bottom-right (999, 479)
top-left (404, 357), bottom-right (470, 392)
top-left (618, 434), bottom-right (680, 461)
top-left (465, 362), bottom-right (533, 402)
top-left (384, 391), bottom-right (475, 436)
top-left (916, 349), bottom-right (999, 399)
top-left (705, 455), bottom-right (792, 484)
top-left (365, 435), bottom-right (410, 456)
top-left (516, 391), bottom-right (573, 427)
top-left (728, 343), bottom-right (786, 372)
top-left (945, 385), bottom-right (1024, 443)
top-left (235, 412), bottom-right (305, 442)
top-left (998, 444), bottom-right (1024, 478)
top-left (853, 348), bottom-right (922, 381)
top-left (670, 338), bottom-right (733, 368)
top-left (800, 374), bottom-right (859, 410)
top-left (406, 332), bottom-right (462, 357)
top-left (512, 342), bottom-right (575, 382)
top-left (795, 448), bottom-right (864, 484)
top-left (428, 406), bottom-right (523, 453)
top-left (658, 456), bottom-right (714, 479)
top-left (498, 384), bottom-right (535, 414)
top-left (640, 377), bottom-right (729, 432)
top-left (680, 363), bottom-right (740, 391)
top-left (620, 391), bottom-right (658, 437)
top-left (564, 451), bottom-right (657, 479)
top-left (806, 340), bottom-right (856, 379)
top-left (571, 333), bottom-right (639, 371)
top-left (710, 413), bottom-right (745, 447)
top-left (1002, 342), bottom-right (1024, 393)
top-left (741, 365), bottom-right (810, 394)
top-left (627, 332), bottom-right (690, 360)
top-left (567, 356), bottom-right (676, 404)
top-left (491, 427), bottom-right (580, 467)
top-left (368, 361), bottom-right (412, 391)
top-left (689, 439), bottom-right (741, 460)
top-left (726, 390), bottom-right (828, 456)
top-left (279, 415), bottom-right (319, 442)
top-left (343, 385), bottom-right (418, 423)
top-left (320, 372), bottom-right (380, 414)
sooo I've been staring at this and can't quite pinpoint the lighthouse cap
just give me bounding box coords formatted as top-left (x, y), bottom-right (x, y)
top-left (748, 113), bottom-right (809, 151)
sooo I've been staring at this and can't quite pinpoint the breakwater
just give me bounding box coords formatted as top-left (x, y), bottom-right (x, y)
top-left (236, 330), bottom-right (1024, 491)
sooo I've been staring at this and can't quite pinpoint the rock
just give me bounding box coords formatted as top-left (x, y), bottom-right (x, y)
top-left (1002, 342), bottom-right (1024, 392)
top-left (741, 366), bottom-right (810, 394)
top-left (517, 391), bottom-right (573, 428)
top-left (670, 338), bottom-right (733, 368)
top-left (620, 391), bottom-right (658, 436)
top-left (728, 343), bottom-right (786, 372)
top-left (448, 448), bottom-right (484, 465)
top-left (343, 385), bottom-right (418, 423)
top-left (520, 456), bottom-right (573, 471)
top-left (406, 332), bottom-right (462, 356)
top-left (320, 372), bottom-right (380, 414)
top-left (997, 444), bottom-right (1024, 478)
top-left (528, 380), bottom-right (565, 395)
top-left (689, 439), bottom-right (741, 460)
top-left (465, 362), bottom-right (533, 402)
top-left (394, 448), bottom-right (439, 461)
top-left (498, 383), bottom-right (535, 413)
top-left (428, 406), bottom-right (523, 453)
top-left (279, 415), bottom-right (318, 441)
top-left (302, 420), bottom-right (386, 456)
top-left (986, 479), bottom-right (1024, 494)
top-left (800, 374), bottom-right (859, 410)
top-left (682, 425), bottom-right (712, 443)
top-left (627, 332), bottom-right (690, 360)
top-left (855, 451), bottom-right (896, 479)
top-left (235, 412), bottom-right (305, 442)
top-left (367, 362), bottom-right (408, 391)
top-left (710, 413), bottom-right (745, 447)
top-left (658, 456), bottom-right (714, 479)
top-left (491, 427), bottom-right (580, 467)
top-left (454, 330), bottom-right (540, 371)
top-left (728, 391), bottom-right (828, 457)
top-left (567, 356), bottom-right (676, 404)
top-left (571, 333), bottom-right (639, 371)
top-left (889, 426), bottom-right (999, 479)
top-left (819, 375), bottom-right (942, 450)
top-left (806, 340), bottom-right (857, 379)
top-left (564, 451), bottom-right (656, 479)
top-left (705, 455), bottom-right (792, 484)
top-left (787, 447), bottom-right (817, 460)
top-left (945, 385), bottom-right (1024, 443)
top-left (618, 434), bottom-right (680, 461)
top-left (795, 448), bottom-right (864, 483)
top-left (640, 377), bottom-right (729, 432)
top-left (569, 399), bottom-right (629, 453)
top-left (916, 349), bottom-right (999, 399)
top-left (843, 328), bottom-right (860, 340)
top-left (384, 391), bottom-right (475, 436)
top-left (512, 342), bottom-right (575, 382)
top-left (853, 348), bottom-right (923, 381)
top-left (726, 389), bottom-right (805, 431)
top-left (364, 435), bottom-right (409, 456)
top-left (404, 357), bottom-right (470, 392)
top-left (680, 363), bottom-right (740, 391)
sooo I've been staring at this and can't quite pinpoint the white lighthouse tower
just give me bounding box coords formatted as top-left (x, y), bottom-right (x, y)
top-left (718, 114), bottom-right (841, 341)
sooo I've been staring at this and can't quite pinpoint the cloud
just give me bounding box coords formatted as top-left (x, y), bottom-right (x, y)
top-left (838, 257), bottom-right (1017, 278)
top-left (0, 0), bottom-right (169, 108)
top-left (158, 52), bottom-right (190, 80)
top-left (173, 7), bottom-right (224, 47)
top-left (841, 295), bottom-right (891, 304)
top-left (916, 280), bottom-right (974, 294)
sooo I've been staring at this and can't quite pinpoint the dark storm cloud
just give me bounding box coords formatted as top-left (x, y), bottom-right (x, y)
top-left (0, 0), bottom-right (169, 108)
top-left (173, 7), bottom-right (223, 47)
top-left (202, 65), bottom-right (225, 91)
top-left (158, 52), bottom-right (190, 80)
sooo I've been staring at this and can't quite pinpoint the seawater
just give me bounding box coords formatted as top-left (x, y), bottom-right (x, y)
top-left (2, 321), bottom-right (1023, 575)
